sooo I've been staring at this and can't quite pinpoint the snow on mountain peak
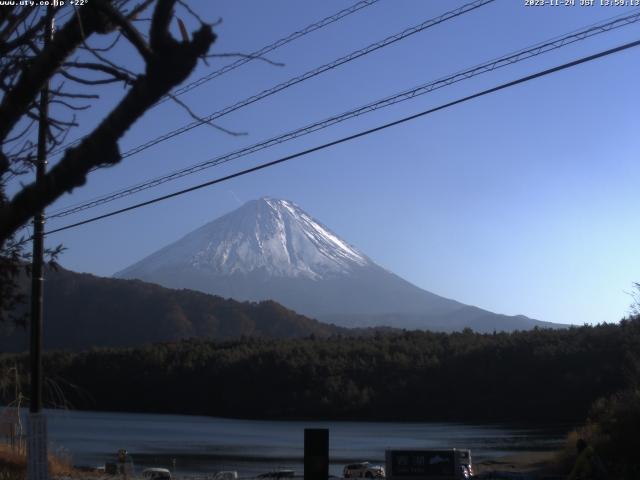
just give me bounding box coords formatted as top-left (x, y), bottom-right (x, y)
top-left (122, 197), bottom-right (371, 281)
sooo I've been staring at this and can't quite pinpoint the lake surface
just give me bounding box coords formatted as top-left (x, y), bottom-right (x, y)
top-left (38, 409), bottom-right (567, 477)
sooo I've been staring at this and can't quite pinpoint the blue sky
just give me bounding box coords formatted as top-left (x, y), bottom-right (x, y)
top-left (26, 0), bottom-right (640, 325)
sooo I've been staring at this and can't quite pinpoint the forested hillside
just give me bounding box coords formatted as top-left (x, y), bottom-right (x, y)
top-left (2, 319), bottom-right (638, 423)
top-left (0, 267), bottom-right (344, 352)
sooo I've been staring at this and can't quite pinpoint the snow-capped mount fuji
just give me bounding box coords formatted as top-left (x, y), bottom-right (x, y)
top-left (116, 197), bottom-right (557, 332)
top-left (186, 197), bottom-right (370, 279)
top-left (118, 197), bottom-right (372, 280)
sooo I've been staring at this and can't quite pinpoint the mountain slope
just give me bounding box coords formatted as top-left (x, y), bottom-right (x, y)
top-left (116, 197), bottom-right (560, 332)
top-left (118, 197), bottom-right (371, 280)
top-left (0, 266), bottom-right (344, 352)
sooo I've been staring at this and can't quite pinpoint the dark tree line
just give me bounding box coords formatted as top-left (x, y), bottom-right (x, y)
top-left (2, 318), bottom-right (639, 423)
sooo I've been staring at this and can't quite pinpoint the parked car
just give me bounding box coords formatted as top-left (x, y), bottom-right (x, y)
top-left (142, 467), bottom-right (172, 480)
top-left (212, 471), bottom-right (238, 480)
top-left (343, 462), bottom-right (386, 478)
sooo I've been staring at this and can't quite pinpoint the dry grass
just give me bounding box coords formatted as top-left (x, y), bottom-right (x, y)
top-left (473, 449), bottom-right (575, 478)
top-left (474, 451), bottom-right (552, 473)
top-left (550, 425), bottom-right (601, 475)
top-left (0, 441), bottom-right (77, 479)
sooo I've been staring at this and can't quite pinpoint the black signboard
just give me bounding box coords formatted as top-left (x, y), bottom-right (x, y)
top-left (304, 428), bottom-right (329, 480)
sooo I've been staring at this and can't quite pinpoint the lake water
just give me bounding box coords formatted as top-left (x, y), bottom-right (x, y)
top-left (38, 409), bottom-right (567, 477)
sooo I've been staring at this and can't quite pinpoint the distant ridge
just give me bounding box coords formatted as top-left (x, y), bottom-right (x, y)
top-left (0, 266), bottom-right (345, 352)
top-left (116, 197), bottom-right (563, 332)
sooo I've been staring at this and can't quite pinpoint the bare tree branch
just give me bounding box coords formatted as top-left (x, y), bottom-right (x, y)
top-left (79, 32), bottom-right (123, 52)
top-left (51, 90), bottom-right (100, 100)
top-left (0, 4), bottom-right (107, 142)
top-left (0, 15), bottom-right (48, 56)
top-left (59, 69), bottom-right (128, 86)
top-left (126, 0), bottom-right (156, 21)
top-left (166, 92), bottom-right (247, 137)
top-left (62, 61), bottom-right (136, 84)
top-left (0, 7), bottom-right (32, 44)
top-left (0, 0), bottom-right (216, 243)
top-left (49, 99), bottom-right (91, 111)
top-left (95, 0), bottom-right (153, 61)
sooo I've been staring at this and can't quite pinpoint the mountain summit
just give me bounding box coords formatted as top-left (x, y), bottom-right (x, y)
top-left (131, 197), bottom-right (370, 280)
top-left (116, 197), bottom-right (558, 332)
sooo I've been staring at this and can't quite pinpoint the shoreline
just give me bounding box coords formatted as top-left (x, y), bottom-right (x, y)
top-left (2, 448), bottom-right (568, 480)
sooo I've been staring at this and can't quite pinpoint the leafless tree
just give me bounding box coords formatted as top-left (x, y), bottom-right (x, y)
top-left (630, 282), bottom-right (640, 318)
top-left (0, 0), bottom-right (218, 319)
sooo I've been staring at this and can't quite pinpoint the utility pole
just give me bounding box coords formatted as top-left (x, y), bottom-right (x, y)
top-left (28, 6), bottom-right (54, 480)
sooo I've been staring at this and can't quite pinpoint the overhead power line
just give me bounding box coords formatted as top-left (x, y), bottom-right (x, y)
top-left (48, 0), bottom-right (381, 156)
top-left (164, 0), bottom-right (381, 103)
top-left (57, 0), bottom-right (495, 162)
top-left (119, 0), bottom-right (495, 159)
top-left (46, 9), bottom-right (640, 220)
top-left (43, 38), bottom-right (640, 237)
